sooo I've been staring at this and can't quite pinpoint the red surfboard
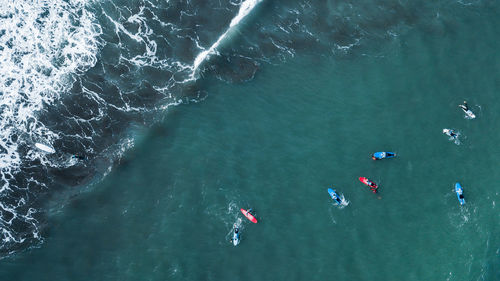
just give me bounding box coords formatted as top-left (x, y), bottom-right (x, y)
top-left (240, 208), bottom-right (257, 223)
top-left (359, 177), bottom-right (378, 193)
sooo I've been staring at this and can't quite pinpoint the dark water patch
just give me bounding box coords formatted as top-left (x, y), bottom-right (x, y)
top-left (208, 54), bottom-right (259, 83)
top-left (100, 43), bottom-right (121, 65)
top-left (48, 165), bottom-right (96, 187)
top-left (140, 67), bottom-right (174, 87)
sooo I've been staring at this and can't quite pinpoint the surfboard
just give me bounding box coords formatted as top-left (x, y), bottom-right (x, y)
top-left (232, 229), bottom-right (240, 246)
top-left (35, 143), bottom-right (55, 154)
top-left (240, 208), bottom-right (257, 223)
top-left (464, 110), bottom-right (476, 119)
top-left (459, 105), bottom-right (476, 119)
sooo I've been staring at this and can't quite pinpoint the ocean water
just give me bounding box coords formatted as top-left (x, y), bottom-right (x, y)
top-left (1, 0), bottom-right (500, 280)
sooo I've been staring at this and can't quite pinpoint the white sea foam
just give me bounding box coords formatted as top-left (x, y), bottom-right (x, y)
top-left (338, 195), bottom-right (349, 209)
top-left (103, 5), bottom-right (158, 66)
top-left (333, 193), bottom-right (349, 209)
top-left (0, 0), bottom-right (101, 169)
top-left (0, 0), bottom-right (100, 249)
top-left (191, 0), bottom-right (262, 77)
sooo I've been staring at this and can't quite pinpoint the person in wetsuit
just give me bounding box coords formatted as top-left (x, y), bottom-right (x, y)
top-left (368, 181), bottom-right (378, 193)
top-left (231, 228), bottom-right (240, 245)
top-left (443, 129), bottom-right (457, 138)
top-left (72, 154), bottom-right (85, 160)
top-left (458, 101), bottom-right (469, 112)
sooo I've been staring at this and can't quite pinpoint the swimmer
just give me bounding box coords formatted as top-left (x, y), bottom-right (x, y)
top-left (442, 129), bottom-right (457, 138)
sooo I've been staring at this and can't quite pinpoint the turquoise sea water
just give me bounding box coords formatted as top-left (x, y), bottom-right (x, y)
top-left (2, 2), bottom-right (500, 281)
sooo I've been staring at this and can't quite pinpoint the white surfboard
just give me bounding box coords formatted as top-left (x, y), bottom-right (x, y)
top-left (35, 143), bottom-right (55, 154)
top-left (459, 105), bottom-right (476, 119)
top-left (464, 109), bottom-right (476, 119)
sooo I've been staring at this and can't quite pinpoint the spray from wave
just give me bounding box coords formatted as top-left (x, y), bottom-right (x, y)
top-left (191, 0), bottom-right (262, 77)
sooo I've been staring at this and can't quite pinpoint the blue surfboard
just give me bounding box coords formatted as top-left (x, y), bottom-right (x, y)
top-left (455, 182), bottom-right (465, 205)
top-left (327, 188), bottom-right (342, 205)
top-left (373, 152), bottom-right (396, 160)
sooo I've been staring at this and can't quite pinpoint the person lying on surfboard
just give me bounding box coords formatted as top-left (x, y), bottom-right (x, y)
top-left (443, 129), bottom-right (457, 138)
top-left (240, 208), bottom-right (258, 223)
top-left (458, 101), bottom-right (476, 119)
top-left (231, 228), bottom-right (240, 246)
top-left (458, 101), bottom-right (469, 112)
top-left (367, 180), bottom-right (378, 193)
top-left (371, 152), bottom-right (396, 160)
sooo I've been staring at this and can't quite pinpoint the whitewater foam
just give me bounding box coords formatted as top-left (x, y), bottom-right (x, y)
top-left (0, 0), bottom-right (100, 254)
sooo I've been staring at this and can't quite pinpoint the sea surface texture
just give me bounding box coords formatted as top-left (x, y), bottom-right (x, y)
top-left (0, 0), bottom-right (500, 280)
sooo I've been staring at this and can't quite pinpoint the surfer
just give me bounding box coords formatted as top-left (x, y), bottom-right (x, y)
top-left (368, 181), bottom-right (378, 193)
top-left (458, 101), bottom-right (476, 119)
top-left (372, 152), bottom-right (396, 160)
top-left (443, 129), bottom-right (457, 138)
top-left (458, 101), bottom-right (469, 112)
top-left (240, 208), bottom-right (258, 223)
top-left (72, 154), bottom-right (85, 160)
top-left (231, 228), bottom-right (240, 246)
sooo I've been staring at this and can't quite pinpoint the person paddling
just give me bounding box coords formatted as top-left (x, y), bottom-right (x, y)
top-left (443, 129), bottom-right (457, 138)
top-left (458, 101), bottom-right (476, 119)
top-left (367, 179), bottom-right (378, 193)
top-left (458, 101), bottom-right (469, 112)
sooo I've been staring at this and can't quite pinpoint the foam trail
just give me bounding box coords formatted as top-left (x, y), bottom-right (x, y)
top-left (339, 195), bottom-right (349, 209)
top-left (191, 0), bottom-right (262, 77)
